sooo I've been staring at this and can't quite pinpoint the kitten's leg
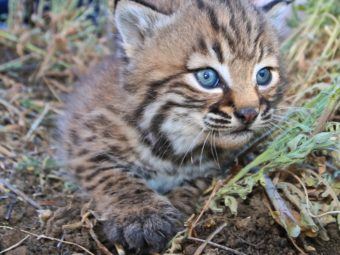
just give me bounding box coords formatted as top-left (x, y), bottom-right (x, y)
top-left (166, 178), bottom-right (212, 216)
top-left (79, 168), bottom-right (182, 254)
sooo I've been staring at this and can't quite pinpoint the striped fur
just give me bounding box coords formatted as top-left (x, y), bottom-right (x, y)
top-left (59, 0), bottom-right (289, 253)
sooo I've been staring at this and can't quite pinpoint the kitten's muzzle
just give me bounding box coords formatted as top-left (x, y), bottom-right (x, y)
top-left (234, 108), bottom-right (259, 125)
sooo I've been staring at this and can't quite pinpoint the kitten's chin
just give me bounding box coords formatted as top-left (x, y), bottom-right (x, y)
top-left (213, 130), bottom-right (254, 149)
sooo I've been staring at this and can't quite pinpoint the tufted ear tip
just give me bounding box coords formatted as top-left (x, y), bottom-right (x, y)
top-left (251, 0), bottom-right (307, 40)
top-left (115, 0), bottom-right (168, 57)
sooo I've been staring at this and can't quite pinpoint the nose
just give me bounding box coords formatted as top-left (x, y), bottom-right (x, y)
top-left (234, 108), bottom-right (259, 125)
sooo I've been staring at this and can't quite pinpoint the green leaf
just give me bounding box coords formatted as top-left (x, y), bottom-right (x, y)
top-left (224, 196), bottom-right (238, 215)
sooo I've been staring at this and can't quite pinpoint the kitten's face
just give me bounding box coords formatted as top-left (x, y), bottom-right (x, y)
top-left (116, 0), bottom-right (286, 154)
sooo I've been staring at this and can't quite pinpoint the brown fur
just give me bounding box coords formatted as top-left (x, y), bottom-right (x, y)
top-left (58, 0), bottom-right (289, 254)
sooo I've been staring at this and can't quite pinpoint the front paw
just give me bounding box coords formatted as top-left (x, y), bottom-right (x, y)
top-left (103, 199), bottom-right (182, 254)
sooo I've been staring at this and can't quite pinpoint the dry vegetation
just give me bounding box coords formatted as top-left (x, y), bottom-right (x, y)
top-left (0, 0), bottom-right (339, 254)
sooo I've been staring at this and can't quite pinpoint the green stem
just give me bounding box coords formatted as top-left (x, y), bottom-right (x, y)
top-left (0, 56), bottom-right (28, 72)
top-left (0, 30), bottom-right (45, 56)
top-left (226, 148), bottom-right (274, 187)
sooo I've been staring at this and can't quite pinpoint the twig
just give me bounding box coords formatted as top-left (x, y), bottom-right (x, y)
top-left (0, 98), bottom-right (23, 119)
top-left (0, 179), bottom-right (42, 210)
top-left (188, 236), bottom-right (246, 255)
top-left (0, 144), bottom-right (16, 158)
top-left (114, 243), bottom-right (126, 255)
top-left (188, 180), bottom-right (223, 236)
top-left (193, 222), bottom-right (227, 255)
top-left (88, 226), bottom-right (113, 255)
top-left (82, 212), bottom-right (114, 255)
top-left (0, 226), bottom-right (95, 255)
top-left (0, 235), bottom-right (30, 254)
top-left (56, 234), bottom-right (65, 249)
top-left (263, 175), bottom-right (301, 238)
top-left (0, 55), bottom-right (32, 72)
top-left (24, 103), bottom-right (50, 141)
top-left (63, 206), bottom-right (114, 255)
top-left (288, 236), bottom-right (307, 255)
top-left (230, 231), bottom-right (263, 248)
top-left (263, 199), bottom-right (307, 255)
top-left (5, 196), bottom-right (17, 220)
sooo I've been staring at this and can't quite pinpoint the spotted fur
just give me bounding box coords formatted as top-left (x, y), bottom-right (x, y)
top-left (59, 0), bottom-right (291, 253)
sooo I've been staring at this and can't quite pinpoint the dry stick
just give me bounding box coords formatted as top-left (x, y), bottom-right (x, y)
top-left (188, 180), bottom-right (223, 236)
top-left (88, 225), bottom-right (113, 255)
top-left (0, 55), bottom-right (32, 72)
top-left (64, 208), bottom-right (114, 255)
top-left (263, 199), bottom-right (307, 255)
top-left (0, 235), bottom-right (30, 254)
top-left (0, 96), bottom-right (25, 127)
top-left (189, 236), bottom-right (246, 255)
top-left (82, 213), bottom-right (114, 255)
top-left (264, 175), bottom-right (301, 238)
top-left (0, 179), bottom-right (42, 210)
top-left (24, 103), bottom-right (50, 141)
top-left (0, 98), bottom-right (23, 118)
top-left (287, 236), bottom-right (307, 255)
top-left (229, 232), bottom-right (263, 248)
top-left (193, 222), bottom-right (227, 255)
top-left (0, 226), bottom-right (95, 255)
top-left (114, 243), bottom-right (126, 255)
top-left (0, 144), bottom-right (16, 158)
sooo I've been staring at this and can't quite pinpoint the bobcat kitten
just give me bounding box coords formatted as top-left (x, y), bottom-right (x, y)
top-left (59, 0), bottom-right (291, 253)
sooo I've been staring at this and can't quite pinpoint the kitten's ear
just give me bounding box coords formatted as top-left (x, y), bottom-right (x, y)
top-left (251, 0), bottom-right (305, 40)
top-left (115, 0), bottom-right (168, 57)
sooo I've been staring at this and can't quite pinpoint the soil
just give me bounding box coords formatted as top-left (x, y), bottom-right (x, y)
top-left (1, 174), bottom-right (339, 255)
top-left (183, 191), bottom-right (340, 255)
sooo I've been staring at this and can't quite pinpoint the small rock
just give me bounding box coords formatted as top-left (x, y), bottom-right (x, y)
top-left (235, 216), bottom-right (251, 230)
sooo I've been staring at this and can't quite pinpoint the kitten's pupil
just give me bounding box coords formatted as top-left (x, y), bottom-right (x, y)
top-left (256, 67), bottom-right (272, 86)
top-left (195, 68), bottom-right (219, 89)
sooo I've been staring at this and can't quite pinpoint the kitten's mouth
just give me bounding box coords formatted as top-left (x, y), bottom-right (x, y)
top-left (214, 128), bottom-right (253, 137)
top-left (230, 127), bottom-right (253, 135)
top-left (229, 129), bottom-right (254, 138)
top-left (209, 127), bottom-right (255, 149)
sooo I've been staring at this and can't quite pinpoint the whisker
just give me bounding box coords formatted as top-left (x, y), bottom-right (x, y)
top-left (271, 116), bottom-right (303, 126)
top-left (199, 132), bottom-right (210, 171)
top-left (209, 132), bottom-right (221, 170)
top-left (178, 128), bottom-right (205, 169)
top-left (213, 132), bottom-right (221, 170)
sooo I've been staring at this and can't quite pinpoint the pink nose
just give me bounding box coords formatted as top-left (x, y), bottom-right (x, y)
top-left (234, 108), bottom-right (259, 125)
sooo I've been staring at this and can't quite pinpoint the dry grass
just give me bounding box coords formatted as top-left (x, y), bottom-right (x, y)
top-left (0, 0), bottom-right (114, 194)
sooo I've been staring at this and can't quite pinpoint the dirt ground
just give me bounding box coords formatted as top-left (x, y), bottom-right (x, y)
top-left (0, 166), bottom-right (339, 255)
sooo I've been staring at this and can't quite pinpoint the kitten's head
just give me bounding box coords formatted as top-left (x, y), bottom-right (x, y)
top-left (115, 0), bottom-right (288, 154)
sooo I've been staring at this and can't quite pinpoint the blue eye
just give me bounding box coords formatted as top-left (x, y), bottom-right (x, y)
top-left (195, 68), bottom-right (220, 89)
top-left (256, 67), bottom-right (272, 86)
